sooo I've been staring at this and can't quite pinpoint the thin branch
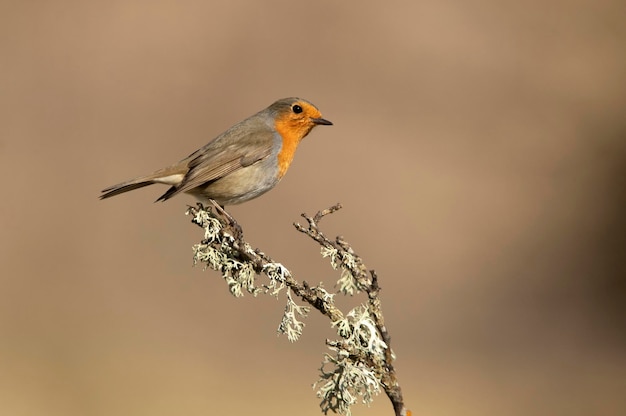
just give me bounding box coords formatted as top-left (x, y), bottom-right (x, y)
top-left (294, 205), bottom-right (407, 416)
top-left (188, 202), bottom-right (409, 416)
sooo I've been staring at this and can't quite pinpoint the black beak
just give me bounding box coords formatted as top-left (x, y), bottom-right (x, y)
top-left (311, 117), bottom-right (333, 126)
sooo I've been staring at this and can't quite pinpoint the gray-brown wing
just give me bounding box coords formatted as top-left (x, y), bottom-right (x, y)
top-left (157, 128), bottom-right (275, 201)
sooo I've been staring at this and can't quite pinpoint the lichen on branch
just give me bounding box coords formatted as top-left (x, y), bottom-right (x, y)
top-left (186, 202), bottom-right (408, 416)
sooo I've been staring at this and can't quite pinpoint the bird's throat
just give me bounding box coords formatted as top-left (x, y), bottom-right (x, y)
top-left (274, 119), bottom-right (312, 178)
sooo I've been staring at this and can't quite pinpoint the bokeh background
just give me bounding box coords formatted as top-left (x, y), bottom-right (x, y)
top-left (1, 1), bottom-right (625, 415)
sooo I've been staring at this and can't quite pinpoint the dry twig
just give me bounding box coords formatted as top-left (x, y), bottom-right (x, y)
top-left (187, 202), bottom-right (408, 416)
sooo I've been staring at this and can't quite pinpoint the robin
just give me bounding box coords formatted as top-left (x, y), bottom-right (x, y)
top-left (100, 97), bottom-right (332, 206)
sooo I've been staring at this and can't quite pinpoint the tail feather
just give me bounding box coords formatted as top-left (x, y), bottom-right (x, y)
top-left (101, 165), bottom-right (187, 201)
top-left (155, 185), bottom-right (180, 202)
top-left (100, 180), bottom-right (155, 199)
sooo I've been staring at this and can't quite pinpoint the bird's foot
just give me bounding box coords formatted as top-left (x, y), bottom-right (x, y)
top-left (208, 200), bottom-right (243, 240)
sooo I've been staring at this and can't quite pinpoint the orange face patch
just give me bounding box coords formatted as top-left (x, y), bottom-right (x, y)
top-left (274, 102), bottom-right (324, 178)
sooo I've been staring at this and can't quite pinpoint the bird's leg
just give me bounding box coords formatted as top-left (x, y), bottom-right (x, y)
top-left (209, 199), bottom-right (243, 239)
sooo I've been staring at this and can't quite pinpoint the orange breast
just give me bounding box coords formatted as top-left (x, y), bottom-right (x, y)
top-left (274, 118), bottom-right (311, 178)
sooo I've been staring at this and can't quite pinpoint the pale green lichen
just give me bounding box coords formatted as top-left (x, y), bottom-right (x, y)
top-left (263, 262), bottom-right (289, 296)
top-left (223, 261), bottom-right (258, 297)
top-left (314, 305), bottom-right (386, 414)
top-left (337, 267), bottom-right (359, 296)
top-left (187, 206), bottom-right (223, 242)
top-left (278, 289), bottom-right (310, 342)
top-left (192, 244), bottom-right (226, 270)
top-left (321, 246), bottom-right (340, 269)
top-left (314, 346), bottom-right (382, 415)
top-left (333, 305), bottom-right (387, 356)
top-left (321, 246), bottom-right (361, 295)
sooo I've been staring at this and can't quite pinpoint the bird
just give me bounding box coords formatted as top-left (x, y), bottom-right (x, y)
top-left (100, 97), bottom-right (332, 206)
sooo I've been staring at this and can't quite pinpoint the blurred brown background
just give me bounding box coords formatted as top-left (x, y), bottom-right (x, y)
top-left (1, 1), bottom-right (625, 415)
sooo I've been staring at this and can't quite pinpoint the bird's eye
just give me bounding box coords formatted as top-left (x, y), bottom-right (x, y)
top-left (292, 104), bottom-right (303, 114)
